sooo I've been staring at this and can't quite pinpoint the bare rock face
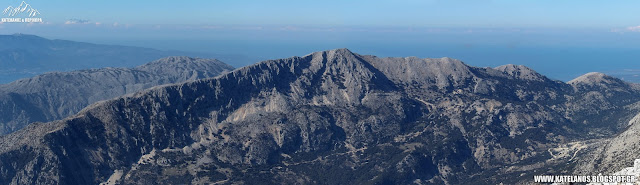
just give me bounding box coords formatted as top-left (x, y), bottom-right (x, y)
top-left (0, 56), bottom-right (233, 135)
top-left (1, 49), bottom-right (639, 185)
top-left (495, 64), bottom-right (548, 82)
top-left (135, 56), bottom-right (233, 82)
top-left (570, 72), bottom-right (613, 85)
top-left (568, 72), bottom-right (639, 92)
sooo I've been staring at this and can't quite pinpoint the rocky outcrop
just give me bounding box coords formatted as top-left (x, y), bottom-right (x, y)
top-left (0, 56), bottom-right (233, 135)
top-left (1, 49), bottom-right (639, 185)
top-left (495, 64), bottom-right (548, 82)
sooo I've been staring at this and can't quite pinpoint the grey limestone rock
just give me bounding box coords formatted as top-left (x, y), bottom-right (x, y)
top-left (1, 48), bottom-right (639, 185)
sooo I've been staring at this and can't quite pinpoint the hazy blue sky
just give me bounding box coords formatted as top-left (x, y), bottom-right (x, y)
top-left (2, 0), bottom-right (640, 81)
top-left (1, 0), bottom-right (639, 28)
top-left (2, 0), bottom-right (640, 41)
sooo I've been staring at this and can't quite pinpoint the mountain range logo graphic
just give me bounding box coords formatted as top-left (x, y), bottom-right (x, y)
top-left (3, 1), bottom-right (40, 17)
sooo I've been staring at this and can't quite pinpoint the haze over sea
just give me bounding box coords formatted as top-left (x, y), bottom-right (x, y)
top-left (71, 26), bottom-right (640, 83)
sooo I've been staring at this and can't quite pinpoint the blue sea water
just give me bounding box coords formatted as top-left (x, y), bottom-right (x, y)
top-left (85, 38), bottom-right (640, 83)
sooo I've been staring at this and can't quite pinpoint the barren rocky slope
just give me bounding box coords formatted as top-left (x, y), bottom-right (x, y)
top-left (0, 56), bottom-right (233, 135)
top-left (0, 49), bottom-right (638, 185)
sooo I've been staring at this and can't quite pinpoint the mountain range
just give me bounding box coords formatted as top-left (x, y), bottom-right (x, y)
top-left (0, 34), bottom-right (245, 84)
top-left (0, 56), bottom-right (233, 136)
top-left (0, 48), bottom-right (639, 184)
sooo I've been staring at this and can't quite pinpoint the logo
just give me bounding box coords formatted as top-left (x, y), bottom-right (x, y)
top-left (2, 1), bottom-right (42, 23)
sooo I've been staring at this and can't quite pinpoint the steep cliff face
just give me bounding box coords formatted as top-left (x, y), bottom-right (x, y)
top-left (0, 56), bottom-right (233, 135)
top-left (1, 49), bottom-right (639, 185)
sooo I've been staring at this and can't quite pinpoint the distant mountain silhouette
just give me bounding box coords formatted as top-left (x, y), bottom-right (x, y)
top-left (0, 34), bottom-right (237, 84)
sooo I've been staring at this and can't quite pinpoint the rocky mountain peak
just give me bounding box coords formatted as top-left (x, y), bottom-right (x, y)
top-left (150, 56), bottom-right (198, 63)
top-left (135, 56), bottom-right (234, 82)
top-left (304, 48), bottom-right (360, 64)
top-left (428, 57), bottom-right (469, 70)
top-left (137, 56), bottom-right (228, 68)
top-left (494, 64), bottom-right (547, 82)
top-left (325, 48), bottom-right (354, 57)
top-left (284, 48), bottom-right (396, 104)
top-left (363, 55), bottom-right (474, 90)
top-left (569, 72), bottom-right (612, 85)
top-left (567, 72), bottom-right (633, 92)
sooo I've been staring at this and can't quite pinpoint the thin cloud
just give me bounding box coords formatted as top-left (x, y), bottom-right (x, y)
top-left (611, 26), bottom-right (640, 33)
top-left (65, 19), bottom-right (91, 25)
top-left (626, 26), bottom-right (640, 32)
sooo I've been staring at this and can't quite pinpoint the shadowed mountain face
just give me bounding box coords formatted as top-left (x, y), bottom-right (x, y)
top-left (0, 56), bottom-right (233, 135)
top-left (0, 34), bottom-right (233, 84)
top-left (0, 49), bottom-right (639, 185)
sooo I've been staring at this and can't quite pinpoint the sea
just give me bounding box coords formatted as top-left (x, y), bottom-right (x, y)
top-left (83, 38), bottom-right (640, 83)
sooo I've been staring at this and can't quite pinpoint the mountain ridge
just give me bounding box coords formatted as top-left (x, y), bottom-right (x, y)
top-left (0, 56), bottom-right (233, 135)
top-left (1, 48), bottom-right (639, 184)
